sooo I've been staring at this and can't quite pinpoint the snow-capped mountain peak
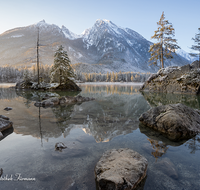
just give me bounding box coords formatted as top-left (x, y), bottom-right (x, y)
top-left (0, 19), bottom-right (191, 74)
top-left (61, 25), bottom-right (80, 40)
top-left (35, 19), bottom-right (47, 27)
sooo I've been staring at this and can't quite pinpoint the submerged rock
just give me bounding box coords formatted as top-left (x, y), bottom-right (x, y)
top-left (34, 95), bottom-right (95, 108)
top-left (0, 115), bottom-right (9, 120)
top-left (154, 158), bottom-right (178, 180)
top-left (140, 61), bottom-right (200, 94)
top-left (4, 107), bottom-right (12, 111)
top-left (55, 142), bottom-right (67, 152)
top-left (0, 117), bottom-right (13, 132)
top-left (139, 103), bottom-right (200, 141)
top-left (95, 148), bottom-right (148, 190)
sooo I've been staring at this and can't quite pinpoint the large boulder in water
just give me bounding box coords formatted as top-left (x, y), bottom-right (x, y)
top-left (139, 103), bottom-right (200, 141)
top-left (95, 148), bottom-right (148, 190)
top-left (140, 61), bottom-right (200, 94)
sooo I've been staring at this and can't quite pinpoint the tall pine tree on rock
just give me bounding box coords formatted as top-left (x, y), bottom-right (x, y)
top-left (50, 45), bottom-right (75, 85)
top-left (190, 28), bottom-right (200, 67)
top-left (149, 12), bottom-right (180, 68)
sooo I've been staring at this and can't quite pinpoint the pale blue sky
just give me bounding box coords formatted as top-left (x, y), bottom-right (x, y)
top-left (0, 0), bottom-right (199, 52)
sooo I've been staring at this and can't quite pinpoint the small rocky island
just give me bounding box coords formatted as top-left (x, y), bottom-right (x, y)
top-left (140, 61), bottom-right (200, 94)
top-left (139, 103), bottom-right (200, 141)
top-left (15, 79), bottom-right (81, 91)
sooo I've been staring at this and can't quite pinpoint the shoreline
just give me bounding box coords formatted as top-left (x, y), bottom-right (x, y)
top-left (77, 82), bottom-right (144, 86)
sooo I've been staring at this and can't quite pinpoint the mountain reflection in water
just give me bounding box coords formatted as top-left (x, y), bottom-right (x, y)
top-left (15, 84), bottom-right (150, 143)
top-left (0, 84), bottom-right (200, 190)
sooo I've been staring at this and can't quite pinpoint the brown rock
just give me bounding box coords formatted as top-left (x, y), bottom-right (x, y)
top-left (139, 103), bottom-right (200, 141)
top-left (95, 148), bottom-right (148, 190)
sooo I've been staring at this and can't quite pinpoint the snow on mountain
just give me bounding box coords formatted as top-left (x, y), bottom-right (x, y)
top-left (61, 25), bottom-right (81, 40)
top-left (0, 19), bottom-right (190, 73)
top-left (176, 49), bottom-right (197, 63)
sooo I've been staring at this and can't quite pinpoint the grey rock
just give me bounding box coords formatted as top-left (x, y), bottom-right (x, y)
top-left (139, 103), bottom-right (200, 141)
top-left (0, 115), bottom-right (9, 120)
top-left (4, 107), bottom-right (12, 111)
top-left (0, 118), bottom-right (13, 132)
top-left (95, 148), bottom-right (148, 190)
top-left (55, 142), bottom-right (67, 151)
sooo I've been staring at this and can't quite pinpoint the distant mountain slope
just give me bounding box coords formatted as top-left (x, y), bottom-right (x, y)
top-left (0, 19), bottom-right (190, 73)
top-left (176, 49), bottom-right (197, 63)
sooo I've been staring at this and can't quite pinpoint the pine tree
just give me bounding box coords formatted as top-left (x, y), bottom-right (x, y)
top-left (23, 69), bottom-right (31, 84)
top-left (50, 45), bottom-right (75, 85)
top-left (190, 28), bottom-right (200, 67)
top-left (149, 12), bottom-right (180, 68)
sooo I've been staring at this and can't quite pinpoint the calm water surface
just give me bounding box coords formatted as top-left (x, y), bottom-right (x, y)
top-left (0, 83), bottom-right (200, 190)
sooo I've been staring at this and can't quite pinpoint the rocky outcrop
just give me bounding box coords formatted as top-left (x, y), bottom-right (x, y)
top-left (95, 148), bottom-right (148, 190)
top-left (140, 61), bottom-right (200, 94)
top-left (34, 95), bottom-right (95, 107)
top-left (139, 103), bottom-right (200, 141)
top-left (15, 79), bottom-right (82, 91)
top-left (0, 116), bottom-right (13, 132)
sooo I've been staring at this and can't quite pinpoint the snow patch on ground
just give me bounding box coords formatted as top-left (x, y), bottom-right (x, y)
top-left (11, 34), bottom-right (24, 38)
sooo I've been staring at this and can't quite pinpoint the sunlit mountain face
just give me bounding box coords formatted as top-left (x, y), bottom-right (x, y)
top-left (0, 19), bottom-right (189, 73)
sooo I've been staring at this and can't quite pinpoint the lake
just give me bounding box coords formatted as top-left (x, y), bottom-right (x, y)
top-left (0, 83), bottom-right (200, 190)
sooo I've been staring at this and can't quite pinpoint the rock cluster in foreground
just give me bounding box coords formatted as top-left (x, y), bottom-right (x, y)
top-left (139, 103), bottom-right (200, 141)
top-left (95, 148), bottom-right (148, 190)
top-left (140, 61), bottom-right (200, 94)
top-left (34, 95), bottom-right (95, 107)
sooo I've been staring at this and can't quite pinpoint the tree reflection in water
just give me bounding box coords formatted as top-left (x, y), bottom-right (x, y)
top-left (147, 138), bottom-right (168, 161)
top-left (185, 135), bottom-right (200, 154)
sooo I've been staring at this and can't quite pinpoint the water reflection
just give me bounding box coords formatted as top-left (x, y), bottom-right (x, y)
top-left (12, 85), bottom-right (150, 143)
top-left (81, 84), bottom-right (141, 95)
top-left (0, 87), bottom-right (18, 100)
top-left (141, 91), bottom-right (200, 109)
top-left (1, 84), bottom-right (200, 190)
top-left (185, 135), bottom-right (200, 154)
top-left (139, 123), bottom-right (187, 146)
top-left (147, 138), bottom-right (168, 161)
top-left (44, 91), bottom-right (150, 143)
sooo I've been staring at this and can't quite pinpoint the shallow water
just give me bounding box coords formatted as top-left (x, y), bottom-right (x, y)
top-left (0, 83), bottom-right (200, 190)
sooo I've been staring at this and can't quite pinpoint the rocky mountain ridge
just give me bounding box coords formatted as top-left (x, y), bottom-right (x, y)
top-left (0, 19), bottom-right (190, 73)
